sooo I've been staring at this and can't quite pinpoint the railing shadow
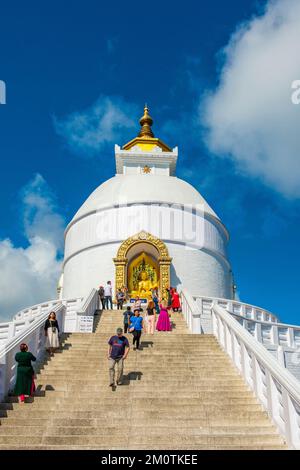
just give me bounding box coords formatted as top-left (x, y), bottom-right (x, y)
top-left (122, 371), bottom-right (143, 385)
top-left (139, 341), bottom-right (153, 350)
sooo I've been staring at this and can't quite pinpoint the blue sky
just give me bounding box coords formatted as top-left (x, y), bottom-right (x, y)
top-left (0, 0), bottom-right (300, 323)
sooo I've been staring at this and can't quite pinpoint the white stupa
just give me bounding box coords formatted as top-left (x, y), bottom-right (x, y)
top-left (61, 106), bottom-right (234, 301)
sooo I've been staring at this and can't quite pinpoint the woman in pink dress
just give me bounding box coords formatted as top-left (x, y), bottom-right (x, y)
top-left (156, 300), bottom-right (172, 332)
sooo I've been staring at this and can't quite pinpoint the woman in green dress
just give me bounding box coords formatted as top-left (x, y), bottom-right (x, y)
top-left (14, 343), bottom-right (36, 403)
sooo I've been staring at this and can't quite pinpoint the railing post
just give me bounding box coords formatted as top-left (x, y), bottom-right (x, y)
top-left (277, 346), bottom-right (285, 368)
top-left (287, 327), bottom-right (295, 349)
top-left (281, 388), bottom-right (300, 449)
top-left (271, 325), bottom-right (279, 346)
top-left (7, 323), bottom-right (16, 340)
top-left (265, 370), bottom-right (282, 432)
top-left (254, 322), bottom-right (262, 343)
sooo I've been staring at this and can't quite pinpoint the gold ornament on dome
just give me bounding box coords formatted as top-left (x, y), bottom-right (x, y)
top-left (142, 165), bottom-right (151, 174)
top-left (122, 105), bottom-right (172, 152)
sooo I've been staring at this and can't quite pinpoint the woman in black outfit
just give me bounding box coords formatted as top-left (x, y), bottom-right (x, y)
top-left (44, 311), bottom-right (60, 356)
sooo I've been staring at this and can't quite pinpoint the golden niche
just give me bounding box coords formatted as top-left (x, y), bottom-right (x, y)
top-left (113, 231), bottom-right (172, 300)
top-left (129, 253), bottom-right (158, 300)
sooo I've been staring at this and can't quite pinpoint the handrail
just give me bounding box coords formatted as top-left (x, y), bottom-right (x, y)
top-left (229, 310), bottom-right (300, 350)
top-left (212, 303), bottom-right (300, 449)
top-left (76, 288), bottom-right (98, 333)
top-left (193, 294), bottom-right (279, 323)
top-left (0, 300), bottom-right (63, 345)
top-left (12, 299), bottom-right (61, 322)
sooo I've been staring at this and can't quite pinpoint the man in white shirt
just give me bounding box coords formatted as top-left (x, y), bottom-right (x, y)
top-left (104, 281), bottom-right (113, 309)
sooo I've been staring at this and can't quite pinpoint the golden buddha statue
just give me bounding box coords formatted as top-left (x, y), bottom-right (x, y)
top-left (132, 271), bottom-right (155, 299)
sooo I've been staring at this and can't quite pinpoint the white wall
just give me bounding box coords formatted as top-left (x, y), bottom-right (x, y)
top-left (63, 202), bottom-right (232, 300)
top-left (64, 204), bottom-right (228, 262)
top-left (167, 243), bottom-right (233, 299)
top-left (63, 240), bottom-right (232, 300)
top-left (63, 243), bottom-right (119, 299)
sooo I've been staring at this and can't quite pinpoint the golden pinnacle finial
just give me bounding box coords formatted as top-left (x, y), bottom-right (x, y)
top-left (138, 104), bottom-right (154, 138)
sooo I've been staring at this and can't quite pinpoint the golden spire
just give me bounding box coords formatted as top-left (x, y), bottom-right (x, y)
top-left (122, 104), bottom-right (171, 152)
top-left (138, 104), bottom-right (154, 138)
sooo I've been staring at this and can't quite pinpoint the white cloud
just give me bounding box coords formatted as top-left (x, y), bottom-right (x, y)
top-left (0, 174), bottom-right (64, 321)
top-left (54, 95), bottom-right (138, 157)
top-left (203, 0), bottom-right (300, 198)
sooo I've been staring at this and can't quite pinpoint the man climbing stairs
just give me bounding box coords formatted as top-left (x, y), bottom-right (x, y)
top-left (0, 310), bottom-right (287, 449)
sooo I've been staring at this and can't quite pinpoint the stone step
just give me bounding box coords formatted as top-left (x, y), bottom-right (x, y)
top-left (0, 425), bottom-right (279, 436)
top-left (37, 376), bottom-right (241, 383)
top-left (0, 415), bottom-right (274, 430)
top-left (41, 364), bottom-right (234, 370)
top-left (0, 434), bottom-right (283, 447)
top-left (0, 444), bottom-right (286, 450)
top-left (34, 384), bottom-right (249, 393)
top-left (0, 404), bottom-right (265, 414)
top-left (0, 308), bottom-right (286, 450)
top-left (41, 435), bottom-right (283, 446)
top-left (39, 371), bottom-right (239, 378)
top-left (1, 411), bottom-right (272, 426)
top-left (21, 389), bottom-right (254, 399)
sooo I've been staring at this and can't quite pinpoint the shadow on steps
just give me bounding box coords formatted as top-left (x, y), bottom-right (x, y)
top-left (121, 371), bottom-right (143, 385)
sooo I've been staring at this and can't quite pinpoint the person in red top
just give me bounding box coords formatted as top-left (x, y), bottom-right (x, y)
top-left (171, 287), bottom-right (181, 312)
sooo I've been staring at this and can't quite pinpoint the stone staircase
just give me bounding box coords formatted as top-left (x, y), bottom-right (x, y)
top-left (0, 309), bottom-right (287, 449)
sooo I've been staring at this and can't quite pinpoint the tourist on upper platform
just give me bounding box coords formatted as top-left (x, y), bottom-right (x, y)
top-left (152, 289), bottom-right (160, 315)
top-left (98, 285), bottom-right (105, 310)
top-left (121, 285), bottom-right (128, 301)
top-left (116, 289), bottom-right (125, 310)
top-left (171, 288), bottom-right (181, 312)
top-left (146, 300), bottom-right (156, 335)
top-left (104, 281), bottom-right (113, 310)
top-left (108, 327), bottom-right (130, 387)
top-left (44, 311), bottom-right (60, 356)
top-left (133, 296), bottom-right (143, 312)
top-left (156, 300), bottom-right (172, 332)
top-left (14, 343), bottom-right (36, 404)
top-left (129, 309), bottom-right (144, 350)
top-left (123, 306), bottom-right (132, 333)
top-left (166, 288), bottom-right (172, 310)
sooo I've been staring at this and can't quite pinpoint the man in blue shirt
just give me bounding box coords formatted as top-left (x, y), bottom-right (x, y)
top-left (129, 309), bottom-right (144, 350)
top-left (108, 327), bottom-right (130, 387)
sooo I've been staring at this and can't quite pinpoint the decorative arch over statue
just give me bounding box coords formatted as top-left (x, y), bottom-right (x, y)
top-left (113, 231), bottom-right (172, 299)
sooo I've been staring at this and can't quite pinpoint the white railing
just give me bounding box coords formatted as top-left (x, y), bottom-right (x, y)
top-left (0, 288), bottom-right (99, 401)
top-left (76, 288), bottom-right (99, 333)
top-left (181, 290), bottom-right (280, 336)
top-left (62, 297), bottom-right (85, 333)
top-left (194, 295), bottom-right (279, 326)
top-left (230, 311), bottom-right (300, 351)
top-left (0, 303), bottom-right (65, 401)
top-left (13, 299), bottom-right (62, 322)
top-left (212, 303), bottom-right (300, 449)
top-left (0, 299), bottom-right (62, 345)
top-left (181, 289), bottom-right (201, 333)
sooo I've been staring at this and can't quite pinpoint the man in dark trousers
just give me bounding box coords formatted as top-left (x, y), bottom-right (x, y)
top-left (129, 309), bottom-right (144, 350)
top-left (108, 327), bottom-right (130, 387)
top-left (98, 285), bottom-right (105, 310)
top-left (104, 281), bottom-right (113, 310)
top-left (123, 306), bottom-right (132, 333)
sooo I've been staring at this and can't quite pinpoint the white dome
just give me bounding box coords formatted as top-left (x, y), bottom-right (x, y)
top-left (71, 174), bottom-right (219, 223)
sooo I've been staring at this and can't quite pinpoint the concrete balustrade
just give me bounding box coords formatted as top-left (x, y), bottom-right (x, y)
top-left (0, 289), bottom-right (98, 400)
top-left (180, 288), bottom-right (300, 448)
top-left (0, 300), bottom-right (63, 345)
top-left (0, 303), bottom-right (65, 402)
top-left (212, 304), bottom-right (300, 449)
